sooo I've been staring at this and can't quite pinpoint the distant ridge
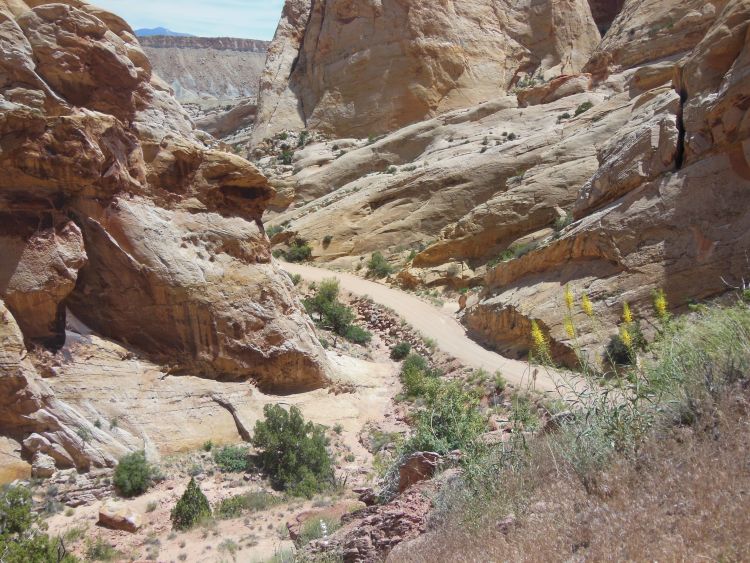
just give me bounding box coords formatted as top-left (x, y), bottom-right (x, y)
top-left (138, 35), bottom-right (268, 53)
top-left (135, 27), bottom-right (194, 37)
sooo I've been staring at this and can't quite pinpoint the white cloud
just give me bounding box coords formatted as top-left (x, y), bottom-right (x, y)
top-left (89, 0), bottom-right (285, 40)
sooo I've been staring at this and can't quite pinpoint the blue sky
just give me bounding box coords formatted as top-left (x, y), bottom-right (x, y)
top-left (91, 0), bottom-right (285, 39)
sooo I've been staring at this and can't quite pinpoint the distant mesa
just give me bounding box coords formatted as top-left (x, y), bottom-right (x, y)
top-left (135, 27), bottom-right (195, 37)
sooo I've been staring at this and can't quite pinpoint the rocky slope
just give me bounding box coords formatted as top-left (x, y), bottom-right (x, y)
top-left (257, 0), bottom-right (750, 367)
top-left (0, 0), bottom-right (329, 479)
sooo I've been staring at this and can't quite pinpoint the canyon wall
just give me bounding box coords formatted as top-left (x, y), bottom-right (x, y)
top-left (252, 0), bottom-right (602, 143)
top-left (0, 0), bottom-right (329, 479)
top-left (260, 0), bottom-right (750, 367)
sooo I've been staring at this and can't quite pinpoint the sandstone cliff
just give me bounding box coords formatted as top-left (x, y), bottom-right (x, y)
top-left (260, 0), bottom-right (750, 367)
top-left (0, 0), bottom-right (329, 478)
top-left (252, 0), bottom-right (602, 143)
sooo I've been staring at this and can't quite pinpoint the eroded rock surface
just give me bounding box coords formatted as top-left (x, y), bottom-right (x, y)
top-left (0, 0), bottom-right (329, 478)
top-left (252, 0), bottom-right (601, 142)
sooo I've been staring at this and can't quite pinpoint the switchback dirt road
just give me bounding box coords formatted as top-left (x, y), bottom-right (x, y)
top-left (282, 262), bottom-right (561, 393)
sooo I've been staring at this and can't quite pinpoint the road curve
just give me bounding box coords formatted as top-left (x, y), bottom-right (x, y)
top-left (282, 262), bottom-right (560, 393)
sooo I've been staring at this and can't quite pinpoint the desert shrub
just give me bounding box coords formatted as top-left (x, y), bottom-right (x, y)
top-left (252, 405), bottom-right (333, 498)
top-left (322, 234), bottom-right (333, 247)
top-left (278, 149), bottom-right (294, 165)
top-left (344, 324), bottom-right (372, 344)
top-left (575, 101), bottom-right (594, 116)
top-left (0, 486), bottom-right (78, 563)
top-left (266, 225), bottom-right (284, 239)
top-left (171, 478), bottom-right (211, 531)
top-left (297, 517), bottom-right (341, 546)
top-left (86, 538), bottom-right (119, 561)
top-left (202, 440), bottom-right (214, 452)
top-left (290, 273), bottom-right (302, 286)
top-left (386, 166), bottom-right (397, 174)
top-left (390, 342), bottom-right (411, 360)
top-left (405, 382), bottom-right (485, 455)
top-left (367, 252), bottom-right (394, 278)
top-left (113, 451), bottom-right (153, 497)
top-left (284, 239), bottom-right (313, 263)
top-left (212, 445), bottom-right (250, 473)
top-left (507, 132), bottom-right (517, 140)
top-left (216, 492), bottom-right (279, 519)
top-left (297, 130), bottom-right (309, 148)
top-left (554, 213), bottom-right (573, 231)
top-left (304, 278), bottom-right (371, 344)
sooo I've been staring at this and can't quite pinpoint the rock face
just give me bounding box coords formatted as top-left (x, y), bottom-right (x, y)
top-left (260, 0), bottom-right (750, 367)
top-left (252, 0), bottom-right (601, 143)
top-left (0, 0), bottom-right (329, 478)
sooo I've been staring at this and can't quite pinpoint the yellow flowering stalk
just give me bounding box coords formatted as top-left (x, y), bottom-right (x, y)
top-left (620, 326), bottom-right (633, 349)
top-left (581, 294), bottom-right (594, 318)
top-left (622, 302), bottom-right (633, 324)
top-left (653, 288), bottom-right (669, 322)
top-left (530, 320), bottom-right (551, 364)
top-left (564, 317), bottom-right (576, 339)
top-left (564, 284), bottom-right (574, 312)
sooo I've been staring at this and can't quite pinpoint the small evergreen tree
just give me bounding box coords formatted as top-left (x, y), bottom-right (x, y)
top-left (113, 451), bottom-right (153, 497)
top-left (171, 478), bottom-right (211, 531)
top-left (0, 486), bottom-right (78, 562)
top-left (252, 405), bottom-right (333, 498)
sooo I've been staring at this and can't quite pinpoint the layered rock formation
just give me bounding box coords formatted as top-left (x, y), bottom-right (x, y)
top-left (0, 0), bottom-right (329, 478)
top-left (138, 35), bottom-right (269, 145)
top-left (259, 0), bottom-right (750, 366)
top-left (252, 0), bottom-right (602, 143)
top-left (138, 36), bottom-right (268, 104)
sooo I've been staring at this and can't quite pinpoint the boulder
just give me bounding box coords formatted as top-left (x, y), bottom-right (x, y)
top-left (30, 452), bottom-right (56, 478)
top-left (98, 501), bottom-right (142, 533)
top-left (398, 452), bottom-right (441, 493)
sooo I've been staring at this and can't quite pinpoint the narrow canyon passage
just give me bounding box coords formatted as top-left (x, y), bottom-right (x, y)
top-left (281, 262), bottom-right (561, 393)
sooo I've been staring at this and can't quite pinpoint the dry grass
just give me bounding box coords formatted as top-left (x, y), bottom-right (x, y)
top-left (392, 392), bottom-right (750, 562)
top-left (391, 302), bottom-right (750, 562)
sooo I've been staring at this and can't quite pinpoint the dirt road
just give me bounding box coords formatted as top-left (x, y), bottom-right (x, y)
top-left (282, 262), bottom-right (561, 393)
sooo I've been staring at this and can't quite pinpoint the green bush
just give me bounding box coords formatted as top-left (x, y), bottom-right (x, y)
top-left (322, 234), bottom-right (333, 247)
top-left (113, 451), bottom-right (153, 497)
top-left (304, 278), bottom-right (371, 344)
top-left (403, 382), bottom-right (485, 455)
top-left (266, 225), bottom-right (284, 239)
top-left (390, 342), bottom-right (412, 360)
top-left (367, 252), bottom-right (394, 278)
top-left (575, 101), bottom-right (594, 117)
top-left (297, 517), bottom-right (341, 546)
top-left (344, 324), bottom-right (372, 344)
top-left (284, 239), bottom-right (313, 263)
top-left (86, 538), bottom-right (119, 561)
top-left (290, 273), bottom-right (302, 286)
top-left (212, 445), bottom-right (250, 473)
top-left (0, 486), bottom-right (78, 563)
top-left (252, 405), bottom-right (333, 498)
top-left (216, 491), bottom-right (279, 519)
top-left (171, 478), bottom-right (211, 531)
top-left (278, 149), bottom-right (294, 165)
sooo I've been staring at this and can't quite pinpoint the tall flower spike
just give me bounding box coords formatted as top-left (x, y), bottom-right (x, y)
top-left (653, 288), bottom-right (668, 321)
top-left (582, 294), bottom-right (594, 318)
top-left (530, 320), bottom-right (550, 361)
top-left (564, 317), bottom-right (576, 339)
top-left (623, 302), bottom-right (633, 324)
top-left (620, 326), bottom-right (633, 348)
top-left (564, 285), bottom-right (574, 312)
